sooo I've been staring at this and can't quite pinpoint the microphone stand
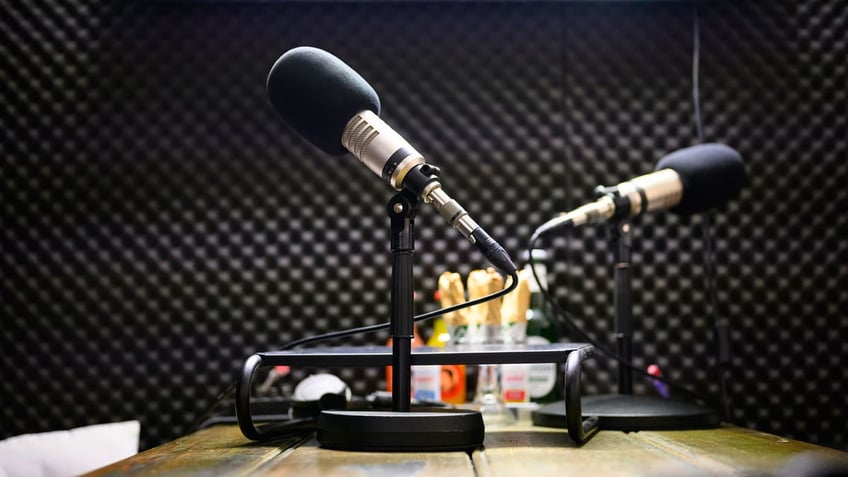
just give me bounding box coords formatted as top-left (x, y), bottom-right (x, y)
top-left (236, 177), bottom-right (600, 448)
top-left (388, 191), bottom-right (416, 412)
top-left (316, 189), bottom-right (484, 451)
top-left (533, 198), bottom-right (720, 431)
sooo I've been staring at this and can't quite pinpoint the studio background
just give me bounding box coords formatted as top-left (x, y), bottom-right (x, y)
top-left (2, 0), bottom-right (845, 451)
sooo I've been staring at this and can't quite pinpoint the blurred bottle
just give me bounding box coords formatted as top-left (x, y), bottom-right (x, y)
top-left (426, 319), bottom-right (466, 404)
top-left (427, 314), bottom-right (451, 347)
top-left (500, 270), bottom-right (531, 404)
top-left (468, 269), bottom-right (515, 426)
top-left (433, 273), bottom-right (467, 404)
top-left (524, 249), bottom-right (560, 403)
top-left (500, 364), bottom-right (529, 403)
top-left (412, 363), bottom-right (441, 403)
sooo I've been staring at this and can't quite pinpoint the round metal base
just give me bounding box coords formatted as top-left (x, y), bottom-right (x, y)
top-left (317, 408), bottom-right (485, 452)
top-left (533, 394), bottom-right (720, 431)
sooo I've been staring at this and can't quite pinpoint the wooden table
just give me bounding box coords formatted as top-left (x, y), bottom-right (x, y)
top-left (88, 420), bottom-right (847, 476)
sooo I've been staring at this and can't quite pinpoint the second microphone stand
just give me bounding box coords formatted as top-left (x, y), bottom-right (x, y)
top-left (534, 197), bottom-right (720, 431)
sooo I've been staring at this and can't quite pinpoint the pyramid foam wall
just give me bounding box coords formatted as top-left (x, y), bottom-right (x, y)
top-left (2, 1), bottom-right (845, 450)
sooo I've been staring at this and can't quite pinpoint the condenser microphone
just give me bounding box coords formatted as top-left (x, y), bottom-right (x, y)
top-left (533, 144), bottom-right (745, 238)
top-left (267, 46), bottom-right (515, 273)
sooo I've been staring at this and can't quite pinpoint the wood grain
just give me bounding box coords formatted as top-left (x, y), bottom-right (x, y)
top-left (476, 422), bottom-right (848, 477)
top-left (86, 421), bottom-right (848, 476)
top-left (255, 435), bottom-right (474, 477)
top-left (86, 426), bottom-right (307, 476)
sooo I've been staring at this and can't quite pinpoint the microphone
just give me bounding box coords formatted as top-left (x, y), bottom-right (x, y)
top-left (533, 143), bottom-right (745, 237)
top-left (267, 46), bottom-right (515, 273)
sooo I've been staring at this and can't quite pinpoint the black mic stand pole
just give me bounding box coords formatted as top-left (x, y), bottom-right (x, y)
top-left (388, 191), bottom-right (417, 412)
top-left (611, 220), bottom-right (634, 396)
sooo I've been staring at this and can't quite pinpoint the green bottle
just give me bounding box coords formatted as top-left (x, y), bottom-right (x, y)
top-left (523, 249), bottom-right (560, 403)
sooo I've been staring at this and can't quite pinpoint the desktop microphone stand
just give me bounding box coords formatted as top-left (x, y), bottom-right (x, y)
top-left (533, 209), bottom-right (720, 431)
top-left (235, 168), bottom-right (598, 448)
top-left (316, 190), bottom-right (484, 451)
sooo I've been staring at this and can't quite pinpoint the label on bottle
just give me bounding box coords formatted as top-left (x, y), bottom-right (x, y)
top-left (526, 336), bottom-right (557, 400)
top-left (501, 363), bottom-right (530, 403)
top-left (412, 365), bottom-right (441, 402)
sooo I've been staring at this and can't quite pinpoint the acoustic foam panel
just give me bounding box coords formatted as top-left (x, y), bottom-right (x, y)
top-left (2, 1), bottom-right (845, 450)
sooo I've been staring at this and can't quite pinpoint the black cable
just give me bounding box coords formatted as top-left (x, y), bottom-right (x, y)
top-left (692, 7), bottom-right (704, 143)
top-left (692, 6), bottom-right (732, 422)
top-left (187, 267), bottom-right (519, 435)
top-left (528, 231), bottom-right (715, 406)
top-left (281, 273), bottom-right (518, 350)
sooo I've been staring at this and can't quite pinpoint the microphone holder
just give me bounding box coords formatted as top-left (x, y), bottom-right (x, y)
top-left (533, 213), bottom-right (720, 431)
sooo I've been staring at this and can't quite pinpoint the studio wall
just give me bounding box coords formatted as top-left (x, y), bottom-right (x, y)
top-left (2, 0), bottom-right (845, 450)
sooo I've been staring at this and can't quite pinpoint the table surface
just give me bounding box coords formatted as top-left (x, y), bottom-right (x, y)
top-left (87, 419), bottom-right (848, 476)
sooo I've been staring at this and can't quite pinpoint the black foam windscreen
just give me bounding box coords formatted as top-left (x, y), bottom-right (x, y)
top-left (267, 46), bottom-right (381, 155)
top-left (655, 143), bottom-right (746, 215)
